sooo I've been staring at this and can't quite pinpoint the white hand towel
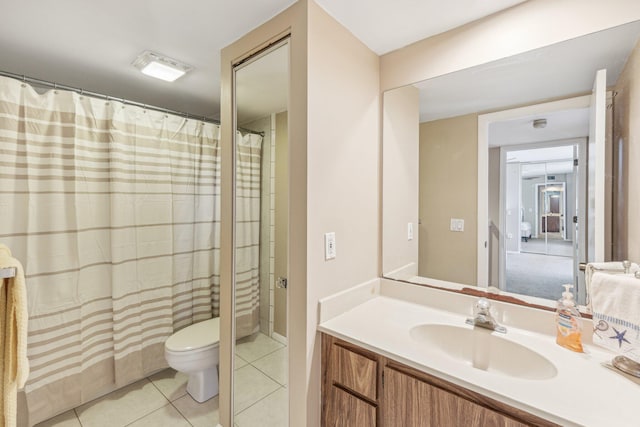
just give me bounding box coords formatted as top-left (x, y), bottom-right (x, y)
top-left (0, 243), bottom-right (29, 427)
top-left (591, 271), bottom-right (640, 363)
top-left (585, 261), bottom-right (639, 305)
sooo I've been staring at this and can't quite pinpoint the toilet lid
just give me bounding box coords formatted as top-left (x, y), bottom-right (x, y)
top-left (165, 317), bottom-right (220, 352)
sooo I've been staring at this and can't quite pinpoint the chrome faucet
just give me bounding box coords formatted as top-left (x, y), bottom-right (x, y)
top-left (466, 298), bottom-right (507, 333)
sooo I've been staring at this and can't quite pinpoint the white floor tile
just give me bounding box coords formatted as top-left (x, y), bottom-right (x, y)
top-left (235, 354), bottom-right (248, 370)
top-left (33, 410), bottom-right (81, 427)
top-left (172, 394), bottom-right (220, 427)
top-left (148, 369), bottom-right (188, 401)
top-left (75, 379), bottom-right (167, 427)
top-left (235, 333), bottom-right (284, 363)
top-left (234, 365), bottom-right (280, 414)
top-left (127, 403), bottom-right (191, 427)
top-left (235, 387), bottom-right (288, 427)
top-left (252, 347), bottom-right (287, 386)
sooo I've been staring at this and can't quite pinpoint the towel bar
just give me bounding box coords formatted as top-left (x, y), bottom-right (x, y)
top-left (0, 267), bottom-right (16, 279)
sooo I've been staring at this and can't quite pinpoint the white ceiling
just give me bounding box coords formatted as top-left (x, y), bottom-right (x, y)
top-left (0, 0), bottom-right (528, 121)
top-left (489, 108), bottom-right (590, 147)
top-left (417, 21), bottom-right (640, 123)
top-left (315, 0), bottom-right (527, 55)
top-left (415, 20), bottom-right (640, 152)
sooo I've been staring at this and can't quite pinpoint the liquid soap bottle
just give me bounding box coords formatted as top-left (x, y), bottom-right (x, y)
top-left (556, 284), bottom-right (584, 353)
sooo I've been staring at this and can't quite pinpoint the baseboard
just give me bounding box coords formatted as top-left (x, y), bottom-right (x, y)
top-left (271, 331), bottom-right (287, 345)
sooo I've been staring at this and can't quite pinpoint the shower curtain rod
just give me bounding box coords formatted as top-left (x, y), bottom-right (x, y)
top-left (0, 70), bottom-right (264, 136)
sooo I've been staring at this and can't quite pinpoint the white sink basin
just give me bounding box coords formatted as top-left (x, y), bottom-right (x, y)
top-left (409, 324), bottom-right (557, 380)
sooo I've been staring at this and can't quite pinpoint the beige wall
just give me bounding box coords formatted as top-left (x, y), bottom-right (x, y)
top-left (418, 115), bottom-right (477, 285)
top-left (306, 2), bottom-right (380, 425)
top-left (380, 0), bottom-right (640, 91)
top-left (382, 86), bottom-right (419, 277)
top-left (614, 38), bottom-right (640, 261)
top-left (274, 111), bottom-right (288, 337)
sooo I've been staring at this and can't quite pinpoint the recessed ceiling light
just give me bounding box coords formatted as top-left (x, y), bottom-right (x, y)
top-left (132, 50), bottom-right (192, 82)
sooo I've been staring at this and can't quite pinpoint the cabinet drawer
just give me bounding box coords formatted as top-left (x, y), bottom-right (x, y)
top-left (327, 385), bottom-right (377, 427)
top-left (331, 344), bottom-right (377, 400)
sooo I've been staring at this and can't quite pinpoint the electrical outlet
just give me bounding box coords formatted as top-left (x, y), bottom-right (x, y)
top-left (324, 232), bottom-right (336, 260)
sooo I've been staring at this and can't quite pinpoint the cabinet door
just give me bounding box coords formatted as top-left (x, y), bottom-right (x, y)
top-left (382, 367), bottom-right (431, 427)
top-left (383, 367), bottom-right (528, 427)
top-left (431, 386), bottom-right (528, 427)
top-left (325, 385), bottom-right (376, 427)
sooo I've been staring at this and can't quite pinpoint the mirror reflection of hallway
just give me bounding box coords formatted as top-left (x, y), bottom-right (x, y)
top-left (500, 143), bottom-right (580, 302)
top-left (233, 40), bottom-right (289, 427)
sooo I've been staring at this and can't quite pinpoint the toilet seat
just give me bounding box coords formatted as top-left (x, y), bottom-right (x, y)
top-left (165, 317), bottom-right (220, 352)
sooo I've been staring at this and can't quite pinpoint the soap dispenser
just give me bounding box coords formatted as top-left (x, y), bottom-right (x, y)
top-left (556, 284), bottom-right (584, 353)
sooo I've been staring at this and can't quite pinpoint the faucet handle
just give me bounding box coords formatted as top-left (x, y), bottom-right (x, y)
top-left (475, 297), bottom-right (491, 315)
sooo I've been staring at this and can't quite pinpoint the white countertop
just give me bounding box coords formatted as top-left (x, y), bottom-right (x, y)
top-left (318, 280), bottom-right (640, 427)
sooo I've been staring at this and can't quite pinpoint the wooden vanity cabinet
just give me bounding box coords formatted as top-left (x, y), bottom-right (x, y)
top-left (322, 334), bottom-right (380, 426)
top-left (321, 334), bottom-right (558, 427)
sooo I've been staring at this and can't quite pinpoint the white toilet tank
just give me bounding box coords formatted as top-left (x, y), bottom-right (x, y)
top-left (165, 317), bottom-right (220, 352)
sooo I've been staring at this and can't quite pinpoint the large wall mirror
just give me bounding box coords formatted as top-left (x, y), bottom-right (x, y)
top-left (232, 39), bottom-right (289, 425)
top-left (382, 21), bottom-right (640, 308)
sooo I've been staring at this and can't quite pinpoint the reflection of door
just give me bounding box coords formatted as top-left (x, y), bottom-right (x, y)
top-left (542, 216), bottom-right (560, 232)
top-left (537, 184), bottom-right (565, 238)
top-left (587, 68), bottom-right (608, 263)
top-left (500, 144), bottom-right (579, 296)
top-left (549, 196), bottom-right (560, 214)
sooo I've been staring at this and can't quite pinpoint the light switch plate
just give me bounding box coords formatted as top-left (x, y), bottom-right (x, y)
top-left (324, 232), bottom-right (336, 260)
top-left (450, 218), bottom-right (464, 232)
top-left (407, 222), bottom-right (413, 240)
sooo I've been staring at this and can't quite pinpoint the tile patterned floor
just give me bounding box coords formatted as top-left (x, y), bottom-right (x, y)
top-left (34, 333), bottom-right (287, 427)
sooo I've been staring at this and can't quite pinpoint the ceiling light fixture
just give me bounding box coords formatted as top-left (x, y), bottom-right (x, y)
top-left (132, 50), bottom-right (192, 82)
top-left (532, 118), bottom-right (547, 129)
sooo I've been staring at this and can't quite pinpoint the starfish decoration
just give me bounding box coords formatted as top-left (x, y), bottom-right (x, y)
top-left (609, 327), bottom-right (631, 348)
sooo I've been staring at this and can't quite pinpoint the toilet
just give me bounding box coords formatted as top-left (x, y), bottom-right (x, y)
top-left (164, 317), bottom-right (220, 402)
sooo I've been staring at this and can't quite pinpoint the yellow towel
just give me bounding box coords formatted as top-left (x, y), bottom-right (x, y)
top-left (0, 244), bottom-right (29, 427)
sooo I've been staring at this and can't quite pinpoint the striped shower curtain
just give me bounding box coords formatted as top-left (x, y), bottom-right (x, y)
top-left (0, 76), bottom-right (221, 424)
top-left (235, 133), bottom-right (263, 339)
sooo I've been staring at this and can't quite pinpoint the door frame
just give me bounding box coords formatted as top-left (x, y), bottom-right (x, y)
top-left (478, 95), bottom-right (591, 288)
top-left (498, 141), bottom-right (579, 290)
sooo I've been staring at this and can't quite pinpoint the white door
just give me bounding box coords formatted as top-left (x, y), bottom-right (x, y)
top-left (582, 68), bottom-right (607, 302)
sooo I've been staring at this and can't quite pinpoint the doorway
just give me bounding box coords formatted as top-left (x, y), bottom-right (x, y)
top-left (479, 86), bottom-right (610, 306)
top-left (501, 144), bottom-right (580, 301)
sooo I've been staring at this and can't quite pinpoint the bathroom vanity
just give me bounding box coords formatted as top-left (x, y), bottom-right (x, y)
top-left (322, 334), bottom-right (555, 426)
top-left (318, 279), bottom-right (640, 427)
